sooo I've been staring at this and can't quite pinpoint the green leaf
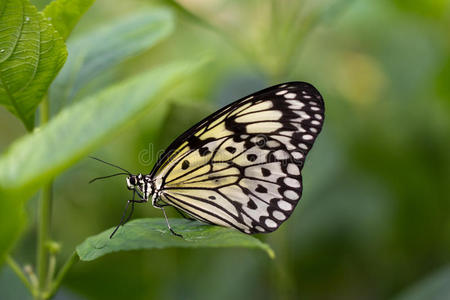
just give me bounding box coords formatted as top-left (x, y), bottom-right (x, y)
top-left (50, 8), bottom-right (174, 114)
top-left (0, 0), bottom-right (67, 131)
top-left (43, 0), bottom-right (95, 40)
top-left (76, 218), bottom-right (275, 261)
top-left (393, 266), bottom-right (450, 300)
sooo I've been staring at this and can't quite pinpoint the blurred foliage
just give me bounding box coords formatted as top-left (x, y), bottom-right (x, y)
top-left (49, 8), bottom-right (175, 115)
top-left (1, 0), bottom-right (449, 299)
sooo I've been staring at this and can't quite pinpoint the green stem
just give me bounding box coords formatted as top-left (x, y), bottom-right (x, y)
top-left (36, 96), bottom-right (53, 299)
top-left (6, 256), bottom-right (36, 295)
top-left (37, 183), bottom-right (52, 292)
top-left (46, 252), bottom-right (79, 299)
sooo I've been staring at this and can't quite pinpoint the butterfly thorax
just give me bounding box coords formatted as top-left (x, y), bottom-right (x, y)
top-left (126, 173), bottom-right (154, 201)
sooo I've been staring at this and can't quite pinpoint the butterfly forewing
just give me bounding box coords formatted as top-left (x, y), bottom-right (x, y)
top-left (151, 82), bottom-right (324, 233)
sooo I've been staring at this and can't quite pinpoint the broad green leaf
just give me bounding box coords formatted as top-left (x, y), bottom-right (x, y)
top-left (76, 218), bottom-right (275, 261)
top-left (50, 8), bottom-right (174, 115)
top-left (393, 266), bottom-right (450, 300)
top-left (43, 0), bottom-right (95, 40)
top-left (0, 0), bottom-right (67, 131)
top-left (0, 59), bottom-right (205, 202)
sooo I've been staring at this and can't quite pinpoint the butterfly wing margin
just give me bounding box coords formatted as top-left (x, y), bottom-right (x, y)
top-left (152, 82), bottom-right (324, 233)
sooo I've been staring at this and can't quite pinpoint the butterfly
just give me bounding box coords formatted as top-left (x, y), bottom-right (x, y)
top-left (91, 81), bottom-right (325, 238)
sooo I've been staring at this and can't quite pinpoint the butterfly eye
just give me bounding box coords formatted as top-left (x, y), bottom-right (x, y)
top-left (129, 177), bottom-right (136, 185)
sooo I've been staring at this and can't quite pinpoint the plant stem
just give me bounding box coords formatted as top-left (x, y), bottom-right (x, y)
top-left (6, 255), bottom-right (36, 295)
top-left (37, 183), bottom-right (52, 292)
top-left (47, 252), bottom-right (79, 299)
top-left (37, 96), bottom-right (53, 299)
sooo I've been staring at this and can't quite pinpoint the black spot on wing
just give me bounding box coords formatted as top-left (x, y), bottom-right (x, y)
top-left (182, 160), bottom-right (190, 170)
top-left (247, 199), bottom-right (257, 209)
top-left (255, 184), bottom-right (267, 193)
top-left (199, 147), bottom-right (211, 156)
top-left (261, 168), bottom-right (271, 177)
top-left (246, 154), bottom-right (257, 162)
top-left (226, 146), bottom-right (236, 154)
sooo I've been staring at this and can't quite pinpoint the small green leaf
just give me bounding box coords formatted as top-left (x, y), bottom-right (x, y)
top-left (50, 8), bottom-right (174, 114)
top-left (43, 0), bottom-right (96, 40)
top-left (76, 218), bottom-right (275, 261)
top-left (0, 59), bottom-right (205, 200)
top-left (0, 0), bottom-right (67, 131)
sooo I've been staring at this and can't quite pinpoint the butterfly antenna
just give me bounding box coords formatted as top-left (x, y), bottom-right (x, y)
top-left (89, 156), bottom-right (132, 175)
top-left (89, 172), bottom-right (130, 184)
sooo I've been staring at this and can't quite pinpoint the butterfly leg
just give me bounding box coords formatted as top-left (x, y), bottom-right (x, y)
top-left (110, 191), bottom-right (146, 238)
top-left (160, 205), bottom-right (183, 238)
top-left (124, 199), bottom-right (147, 224)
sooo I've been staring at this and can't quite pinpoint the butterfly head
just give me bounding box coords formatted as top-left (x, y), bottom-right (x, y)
top-left (126, 173), bottom-right (143, 190)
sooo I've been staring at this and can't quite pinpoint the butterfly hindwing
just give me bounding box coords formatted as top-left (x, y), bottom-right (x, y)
top-left (151, 82), bottom-right (324, 233)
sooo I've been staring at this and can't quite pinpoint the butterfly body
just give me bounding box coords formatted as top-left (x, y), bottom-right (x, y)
top-left (121, 81), bottom-right (325, 236)
top-left (126, 173), bottom-right (153, 200)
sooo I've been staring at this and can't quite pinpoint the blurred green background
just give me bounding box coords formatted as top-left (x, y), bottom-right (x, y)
top-left (1, 0), bottom-right (449, 299)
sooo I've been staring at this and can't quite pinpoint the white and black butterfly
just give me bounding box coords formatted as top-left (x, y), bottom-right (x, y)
top-left (91, 82), bottom-right (325, 237)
